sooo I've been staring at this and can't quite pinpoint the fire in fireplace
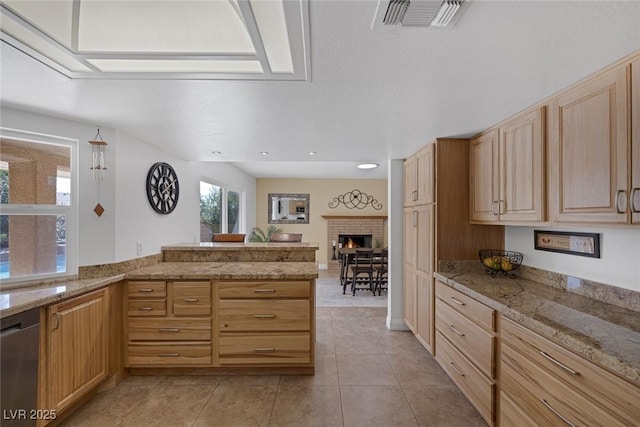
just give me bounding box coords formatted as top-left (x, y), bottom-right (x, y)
top-left (339, 234), bottom-right (373, 248)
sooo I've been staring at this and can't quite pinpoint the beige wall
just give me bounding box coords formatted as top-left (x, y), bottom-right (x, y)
top-left (256, 178), bottom-right (388, 267)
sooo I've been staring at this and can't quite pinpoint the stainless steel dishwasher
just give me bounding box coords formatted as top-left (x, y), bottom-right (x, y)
top-left (1, 308), bottom-right (40, 426)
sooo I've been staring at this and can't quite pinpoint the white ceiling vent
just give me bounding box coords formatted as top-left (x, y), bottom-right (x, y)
top-left (376, 0), bottom-right (469, 30)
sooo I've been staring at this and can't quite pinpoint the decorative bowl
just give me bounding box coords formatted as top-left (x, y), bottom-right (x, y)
top-left (478, 250), bottom-right (523, 278)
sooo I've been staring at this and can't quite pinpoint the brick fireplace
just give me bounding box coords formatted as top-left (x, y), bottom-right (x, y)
top-left (323, 215), bottom-right (386, 271)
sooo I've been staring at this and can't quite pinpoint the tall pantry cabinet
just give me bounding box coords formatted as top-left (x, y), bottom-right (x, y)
top-left (403, 139), bottom-right (503, 353)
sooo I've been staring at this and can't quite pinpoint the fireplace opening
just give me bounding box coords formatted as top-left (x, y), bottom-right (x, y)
top-left (339, 234), bottom-right (373, 248)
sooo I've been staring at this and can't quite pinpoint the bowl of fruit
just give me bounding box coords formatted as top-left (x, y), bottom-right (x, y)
top-left (479, 250), bottom-right (523, 278)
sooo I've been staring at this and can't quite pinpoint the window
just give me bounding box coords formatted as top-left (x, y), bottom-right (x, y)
top-left (0, 128), bottom-right (77, 283)
top-left (199, 180), bottom-right (244, 242)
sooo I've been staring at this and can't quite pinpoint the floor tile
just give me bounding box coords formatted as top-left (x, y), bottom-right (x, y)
top-left (116, 375), bottom-right (168, 390)
top-left (269, 385), bottom-right (343, 426)
top-left (402, 384), bottom-right (488, 427)
top-left (340, 385), bottom-right (418, 427)
top-left (336, 354), bottom-right (398, 386)
top-left (377, 331), bottom-right (428, 355)
top-left (217, 375), bottom-right (281, 386)
top-left (386, 353), bottom-right (453, 386)
top-left (163, 375), bottom-right (222, 386)
top-left (279, 355), bottom-right (338, 386)
top-left (334, 333), bottom-right (382, 355)
top-left (61, 385), bottom-right (151, 427)
top-left (120, 385), bottom-right (213, 427)
top-left (315, 333), bottom-right (336, 355)
top-left (193, 384), bottom-right (277, 427)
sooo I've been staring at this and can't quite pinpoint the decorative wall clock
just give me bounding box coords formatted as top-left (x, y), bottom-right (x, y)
top-left (146, 162), bottom-right (179, 214)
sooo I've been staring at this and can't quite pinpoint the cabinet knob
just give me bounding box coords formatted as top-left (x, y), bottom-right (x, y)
top-left (492, 201), bottom-right (499, 216)
top-left (254, 347), bottom-right (276, 352)
top-left (182, 298), bottom-right (199, 303)
top-left (158, 353), bottom-right (180, 357)
top-left (139, 307), bottom-right (153, 311)
top-left (449, 324), bottom-right (465, 337)
top-left (449, 361), bottom-right (465, 377)
top-left (254, 289), bottom-right (276, 293)
top-left (540, 399), bottom-right (577, 427)
top-left (138, 288), bottom-right (154, 293)
top-left (253, 314), bottom-right (276, 319)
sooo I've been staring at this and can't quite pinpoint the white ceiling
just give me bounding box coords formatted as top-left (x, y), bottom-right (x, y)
top-left (1, 1), bottom-right (640, 179)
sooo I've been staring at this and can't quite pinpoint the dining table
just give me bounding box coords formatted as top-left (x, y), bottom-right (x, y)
top-left (337, 247), bottom-right (386, 290)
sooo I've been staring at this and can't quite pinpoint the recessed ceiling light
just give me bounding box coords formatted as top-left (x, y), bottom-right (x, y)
top-left (308, 151), bottom-right (317, 156)
top-left (357, 163), bottom-right (379, 170)
top-left (212, 151), bottom-right (222, 155)
top-left (260, 151), bottom-right (270, 156)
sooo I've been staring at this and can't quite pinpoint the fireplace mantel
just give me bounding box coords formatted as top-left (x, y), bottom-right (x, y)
top-left (321, 215), bottom-right (388, 220)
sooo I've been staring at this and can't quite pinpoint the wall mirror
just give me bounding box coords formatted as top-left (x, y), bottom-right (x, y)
top-left (268, 193), bottom-right (310, 224)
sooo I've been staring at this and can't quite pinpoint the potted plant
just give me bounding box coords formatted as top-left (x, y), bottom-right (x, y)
top-left (247, 225), bottom-right (282, 242)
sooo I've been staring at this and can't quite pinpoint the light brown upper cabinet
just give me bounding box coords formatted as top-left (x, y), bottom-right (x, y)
top-left (404, 143), bottom-right (435, 206)
top-left (632, 56), bottom-right (640, 223)
top-left (549, 64), bottom-right (630, 224)
top-left (470, 107), bottom-right (545, 224)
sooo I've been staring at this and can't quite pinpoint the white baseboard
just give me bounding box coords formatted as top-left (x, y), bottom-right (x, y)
top-left (386, 316), bottom-right (409, 331)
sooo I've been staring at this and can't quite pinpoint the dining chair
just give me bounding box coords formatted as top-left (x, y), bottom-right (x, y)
top-left (374, 248), bottom-right (388, 296)
top-left (212, 233), bottom-right (246, 242)
top-left (349, 248), bottom-right (375, 296)
top-left (269, 233), bottom-right (302, 242)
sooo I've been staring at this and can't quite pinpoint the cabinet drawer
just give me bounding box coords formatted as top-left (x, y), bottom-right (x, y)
top-left (128, 318), bottom-right (212, 341)
top-left (173, 282), bottom-right (211, 316)
top-left (435, 281), bottom-right (495, 331)
top-left (219, 332), bottom-right (311, 365)
top-left (500, 391), bottom-right (537, 427)
top-left (436, 298), bottom-right (495, 378)
top-left (218, 281), bottom-right (311, 299)
top-left (502, 317), bottom-right (640, 425)
top-left (128, 299), bottom-right (167, 316)
top-left (501, 342), bottom-right (625, 427)
top-left (128, 343), bottom-right (212, 366)
top-left (218, 300), bottom-right (310, 331)
top-left (435, 332), bottom-right (494, 425)
top-left (128, 281), bottom-right (166, 298)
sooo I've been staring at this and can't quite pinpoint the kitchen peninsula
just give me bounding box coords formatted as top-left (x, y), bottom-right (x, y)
top-left (0, 242), bottom-right (319, 425)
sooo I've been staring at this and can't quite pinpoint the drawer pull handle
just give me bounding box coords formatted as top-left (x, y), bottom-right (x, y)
top-left (138, 288), bottom-right (154, 293)
top-left (492, 200), bottom-right (499, 215)
top-left (254, 314), bottom-right (276, 319)
top-left (540, 399), bottom-right (576, 427)
top-left (183, 298), bottom-right (199, 302)
top-left (158, 353), bottom-right (180, 357)
top-left (632, 188), bottom-right (640, 213)
top-left (158, 328), bottom-right (180, 333)
top-left (539, 351), bottom-right (579, 376)
top-left (139, 307), bottom-right (153, 311)
top-left (450, 297), bottom-right (466, 306)
top-left (254, 347), bottom-right (276, 352)
top-left (449, 325), bottom-right (465, 337)
top-left (616, 190), bottom-right (627, 214)
top-left (450, 362), bottom-right (465, 377)
top-left (254, 289), bottom-right (276, 293)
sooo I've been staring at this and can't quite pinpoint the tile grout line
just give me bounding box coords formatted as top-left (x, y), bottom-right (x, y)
top-left (189, 381), bottom-right (219, 427)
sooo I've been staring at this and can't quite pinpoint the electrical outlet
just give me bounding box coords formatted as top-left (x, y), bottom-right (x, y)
top-left (136, 242), bottom-right (143, 256)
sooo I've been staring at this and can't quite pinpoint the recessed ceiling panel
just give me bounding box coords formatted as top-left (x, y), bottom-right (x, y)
top-left (0, 0), bottom-right (310, 80)
top-left (2, 0), bottom-right (74, 48)
top-left (78, 0), bottom-right (255, 54)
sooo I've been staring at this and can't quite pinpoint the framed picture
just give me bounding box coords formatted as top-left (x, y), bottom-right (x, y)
top-left (534, 230), bottom-right (600, 258)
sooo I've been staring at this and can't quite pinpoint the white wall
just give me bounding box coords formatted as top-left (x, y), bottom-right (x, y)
top-left (1, 107), bottom-right (256, 266)
top-left (506, 226), bottom-right (640, 292)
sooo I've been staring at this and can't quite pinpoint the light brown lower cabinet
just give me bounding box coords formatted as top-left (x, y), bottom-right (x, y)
top-left (500, 316), bottom-right (640, 426)
top-left (434, 281), bottom-right (496, 426)
top-left (46, 288), bottom-right (109, 413)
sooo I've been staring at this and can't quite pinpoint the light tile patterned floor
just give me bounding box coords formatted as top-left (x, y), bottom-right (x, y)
top-left (61, 274), bottom-right (486, 427)
top-left (316, 270), bottom-right (387, 307)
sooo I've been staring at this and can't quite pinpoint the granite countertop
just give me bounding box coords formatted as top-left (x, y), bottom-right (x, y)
top-left (125, 261), bottom-right (318, 280)
top-left (434, 263), bottom-right (640, 387)
top-left (0, 261), bottom-right (318, 319)
top-left (0, 275), bottom-right (125, 318)
top-left (162, 242), bottom-right (320, 251)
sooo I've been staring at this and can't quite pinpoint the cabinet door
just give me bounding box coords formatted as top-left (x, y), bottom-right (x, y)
top-left (499, 107), bottom-right (545, 222)
top-left (403, 156), bottom-right (417, 206)
top-left (632, 56), bottom-right (640, 223)
top-left (415, 273), bottom-right (432, 353)
top-left (416, 143), bottom-right (435, 205)
top-left (414, 204), bottom-right (434, 276)
top-left (470, 130), bottom-right (499, 222)
top-left (403, 207), bottom-right (416, 268)
top-left (48, 288), bottom-right (108, 412)
top-left (550, 65), bottom-right (628, 224)
top-left (403, 267), bottom-right (417, 332)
